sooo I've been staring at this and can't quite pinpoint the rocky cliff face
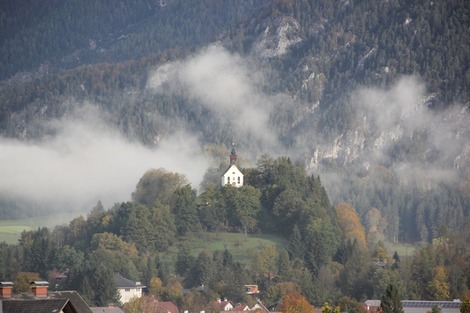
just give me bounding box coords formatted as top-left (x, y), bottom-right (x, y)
top-left (247, 11), bottom-right (470, 186)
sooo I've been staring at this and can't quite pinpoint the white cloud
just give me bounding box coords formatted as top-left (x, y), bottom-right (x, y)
top-left (349, 76), bottom-right (467, 184)
top-left (148, 45), bottom-right (281, 150)
top-left (0, 106), bottom-right (209, 212)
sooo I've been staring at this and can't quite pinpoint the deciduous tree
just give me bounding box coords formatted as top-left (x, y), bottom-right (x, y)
top-left (171, 184), bottom-right (200, 236)
top-left (336, 202), bottom-right (367, 250)
top-left (13, 272), bottom-right (41, 293)
top-left (279, 292), bottom-right (315, 313)
top-left (460, 297), bottom-right (470, 313)
top-left (132, 168), bottom-right (187, 207)
top-left (224, 185), bottom-right (261, 239)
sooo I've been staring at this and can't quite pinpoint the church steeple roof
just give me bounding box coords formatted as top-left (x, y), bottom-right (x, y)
top-left (230, 143), bottom-right (237, 166)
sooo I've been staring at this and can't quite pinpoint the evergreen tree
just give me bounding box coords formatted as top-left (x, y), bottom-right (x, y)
top-left (380, 284), bottom-right (403, 313)
top-left (288, 225), bottom-right (304, 260)
top-left (277, 249), bottom-right (292, 281)
top-left (171, 184), bottom-right (200, 236)
top-left (175, 243), bottom-right (195, 277)
top-left (93, 264), bottom-right (119, 306)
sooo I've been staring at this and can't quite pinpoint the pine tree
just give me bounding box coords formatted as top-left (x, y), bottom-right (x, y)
top-left (93, 265), bottom-right (119, 306)
top-left (288, 225), bottom-right (304, 260)
top-left (380, 284), bottom-right (403, 313)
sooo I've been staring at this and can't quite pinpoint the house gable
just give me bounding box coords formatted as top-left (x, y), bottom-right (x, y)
top-left (114, 273), bottom-right (145, 304)
top-left (222, 165), bottom-right (244, 187)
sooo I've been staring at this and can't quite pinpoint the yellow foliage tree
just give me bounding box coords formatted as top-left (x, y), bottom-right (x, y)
top-left (427, 265), bottom-right (450, 300)
top-left (336, 202), bottom-right (367, 250)
top-left (279, 292), bottom-right (315, 313)
top-left (148, 277), bottom-right (163, 297)
top-left (461, 296), bottom-right (470, 313)
top-left (322, 301), bottom-right (341, 313)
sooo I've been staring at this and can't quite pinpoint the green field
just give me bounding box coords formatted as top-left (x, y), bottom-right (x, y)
top-left (384, 241), bottom-right (417, 260)
top-left (0, 212), bottom-right (84, 244)
top-left (162, 231), bottom-right (287, 267)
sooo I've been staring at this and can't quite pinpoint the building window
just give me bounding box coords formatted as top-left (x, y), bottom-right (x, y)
top-left (238, 177), bottom-right (240, 184)
top-left (227, 177), bottom-right (230, 184)
top-left (125, 288), bottom-right (130, 292)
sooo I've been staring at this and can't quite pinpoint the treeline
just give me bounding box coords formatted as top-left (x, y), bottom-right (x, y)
top-left (327, 166), bottom-right (470, 243)
top-left (1, 156), bottom-right (470, 311)
top-left (0, 156), bottom-right (340, 308)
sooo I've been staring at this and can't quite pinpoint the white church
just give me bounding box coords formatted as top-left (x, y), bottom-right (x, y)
top-left (221, 145), bottom-right (244, 187)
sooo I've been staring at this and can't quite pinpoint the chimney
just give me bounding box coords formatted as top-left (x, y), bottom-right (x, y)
top-left (0, 281), bottom-right (14, 299)
top-left (31, 281), bottom-right (49, 298)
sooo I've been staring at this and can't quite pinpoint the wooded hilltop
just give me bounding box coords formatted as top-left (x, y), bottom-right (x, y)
top-left (1, 157), bottom-right (470, 310)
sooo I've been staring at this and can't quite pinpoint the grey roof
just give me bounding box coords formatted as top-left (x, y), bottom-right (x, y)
top-left (402, 301), bottom-right (461, 308)
top-left (365, 300), bottom-right (382, 307)
top-left (366, 300), bottom-right (462, 308)
top-left (51, 290), bottom-right (93, 313)
top-left (366, 300), bottom-right (462, 313)
top-left (3, 290), bottom-right (93, 313)
top-left (2, 299), bottom-right (72, 313)
top-left (114, 273), bottom-right (145, 289)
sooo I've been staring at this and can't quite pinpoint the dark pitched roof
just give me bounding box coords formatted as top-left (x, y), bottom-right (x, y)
top-left (3, 290), bottom-right (92, 313)
top-left (51, 290), bottom-right (93, 313)
top-left (114, 273), bottom-right (144, 289)
top-left (2, 298), bottom-right (76, 313)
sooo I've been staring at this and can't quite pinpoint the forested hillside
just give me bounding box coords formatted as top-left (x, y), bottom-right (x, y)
top-left (1, 1), bottom-right (470, 246)
top-left (2, 157), bottom-right (470, 310)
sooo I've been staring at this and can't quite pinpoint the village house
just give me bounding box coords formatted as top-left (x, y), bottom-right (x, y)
top-left (114, 273), bottom-right (145, 304)
top-left (0, 281), bottom-right (93, 313)
top-left (208, 298), bottom-right (234, 311)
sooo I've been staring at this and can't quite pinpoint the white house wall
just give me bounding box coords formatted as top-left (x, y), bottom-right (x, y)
top-left (221, 165), bottom-right (244, 187)
top-left (118, 287), bottom-right (143, 304)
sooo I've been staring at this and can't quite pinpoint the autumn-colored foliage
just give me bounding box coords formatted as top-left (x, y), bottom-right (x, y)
top-left (460, 296), bottom-right (470, 313)
top-left (279, 292), bottom-right (315, 313)
top-left (336, 202), bottom-right (367, 250)
top-left (13, 272), bottom-right (42, 293)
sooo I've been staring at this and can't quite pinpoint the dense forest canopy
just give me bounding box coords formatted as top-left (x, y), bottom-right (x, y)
top-left (1, 159), bottom-right (470, 310)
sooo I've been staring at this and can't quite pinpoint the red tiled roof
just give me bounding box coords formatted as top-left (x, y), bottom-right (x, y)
top-left (156, 301), bottom-right (179, 313)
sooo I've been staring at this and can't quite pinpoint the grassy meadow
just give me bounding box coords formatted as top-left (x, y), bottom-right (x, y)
top-left (162, 231), bottom-right (287, 267)
top-left (0, 212), bottom-right (82, 244)
top-left (384, 241), bottom-right (417, 260)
